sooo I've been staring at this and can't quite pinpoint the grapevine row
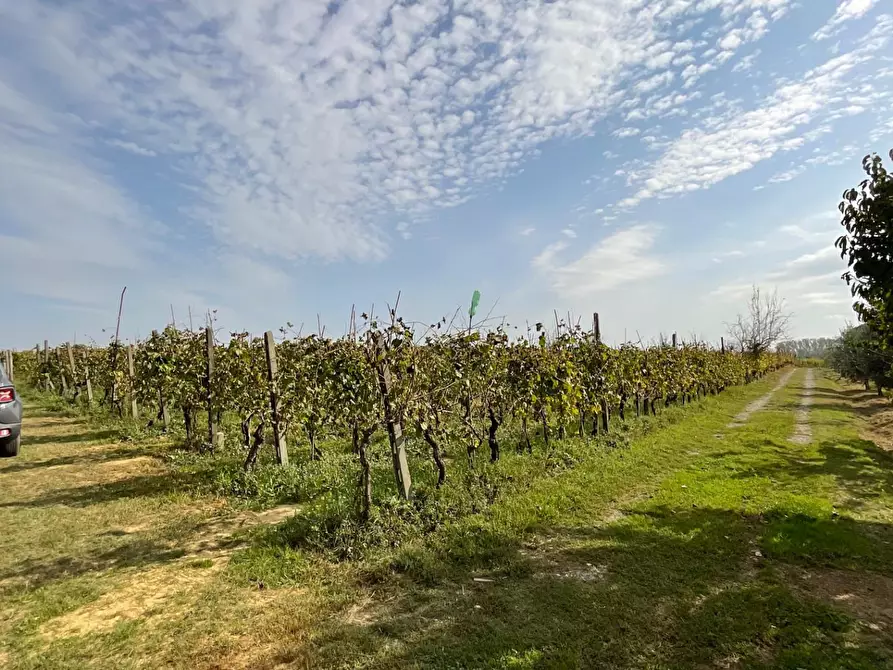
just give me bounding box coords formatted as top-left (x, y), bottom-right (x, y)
top-left (12, 317), bottom-right (790, 520)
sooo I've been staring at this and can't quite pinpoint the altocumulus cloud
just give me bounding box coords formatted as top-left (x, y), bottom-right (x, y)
top-left (1, 0), bottom-right (814, 266)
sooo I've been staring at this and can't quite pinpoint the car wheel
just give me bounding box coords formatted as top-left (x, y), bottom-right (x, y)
top-left (0, 435), bottom-right (20, 458)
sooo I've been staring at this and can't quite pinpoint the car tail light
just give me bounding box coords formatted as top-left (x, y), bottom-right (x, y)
top-left (0, 388), bottom-right (14, 403)
top-left (0, 429), bottom-right (9, 438)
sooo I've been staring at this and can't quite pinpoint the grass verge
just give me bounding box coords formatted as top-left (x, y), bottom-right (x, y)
top-left (3, 370), bottom-right (893, 668)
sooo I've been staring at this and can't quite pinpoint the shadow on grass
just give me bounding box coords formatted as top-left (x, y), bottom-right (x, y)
top-left (811, 387), bottom-right (877, 401)
top-left (0, 511), bottom-right (257, 593)
top-left (264, 506), bottom-right (893, 670)
top-left (19, 428), bottom-right (120, 448)
top-left (727, 438), bottom-right (893, 516)
top-left (0, 444), bottom-right (146, 474)
top-left (0, 470), bottom-right (198, 509)
top-left (0, 537), bottom-right (187, 594)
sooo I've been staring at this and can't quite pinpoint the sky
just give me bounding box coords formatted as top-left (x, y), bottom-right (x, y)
top-left (2, 0), bottom-right (892, 348)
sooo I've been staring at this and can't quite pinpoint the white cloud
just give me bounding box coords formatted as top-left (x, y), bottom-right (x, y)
top-left (519, 226), bottom-right (536, 237)
top-left (732, 50), bottom-right (762, 73)
top-left (813, 0), bottom-right (879, 41)
top-left (0, 0), bottom-right (798, 270)
top-left (533, 224), bottom-right (665, 296)
top-left (616, 28), bottom-right (889, 209)
top-left (768, 167), bottom-right (806, 184)
top-left (800, 292), bottom-right (848, 306)
top-left (778, 246), bottom-right (839, 271)
top-left (613, 127), bottom-right (642, 139)
top-left (561, 228), bottom-right (578, 239)
top-left (709, 243), bottom-right (849, 327)
top-left (106, 139), bottom-right (157, 157)
top-left (765, 142), bottom-right (866, 186)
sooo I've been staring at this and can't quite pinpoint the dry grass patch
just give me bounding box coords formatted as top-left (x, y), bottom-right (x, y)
top-left (41, 561), bottom-right (224, 639)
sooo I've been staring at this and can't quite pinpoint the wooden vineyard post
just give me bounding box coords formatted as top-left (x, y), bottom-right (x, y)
top-left (205, 326), bottom-right (216, 447)
top-left (152, 331), bottom-right (169, 431)
top-left (672, 332), bottom-right (677, 348)
top-left (721, 337), bottom-right (725, 355)
top-left (593, 312), bottom-right (601, 342)
top-left (373, 333), bottom-right (412, 500)
top-left (127, 344), bottom-right (139, 420)
top-left (263, 331), bottom-right (289, 466)
top-left (81, 350), bottom-right (94, 406)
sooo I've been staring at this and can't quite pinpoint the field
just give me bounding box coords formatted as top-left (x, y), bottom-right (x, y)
top-left (1, 367), bottom-right (893, 668)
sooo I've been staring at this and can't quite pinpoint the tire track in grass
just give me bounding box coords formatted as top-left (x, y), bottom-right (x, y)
top-left (727, 369), bottom-right (796, 428)
top-left (790, 368), bottom-right (815, 444)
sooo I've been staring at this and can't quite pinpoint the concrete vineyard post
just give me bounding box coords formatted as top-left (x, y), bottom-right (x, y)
top-left (43, 340), bottom-right (50, 391)
top-left (127, 344), bottom-right (138, 420)
top-left (205, 327), bottom-right (216, 447)
top-left (67, 343), bottom-right (77, 389)
top-left (66, 343), bottom-right (78, 402)
top-left (263, 331), bottom-right (289, 466)
top-left (57, 349), bottom-right (69, 395)
top-left (592, 313), bottom-right (608, 432)
top-left (373, 332), bottom-right (412, 500)
top-left (81, 350), bottom-right (93, 405)
top-left (152, 331), bottom-right (169, 431)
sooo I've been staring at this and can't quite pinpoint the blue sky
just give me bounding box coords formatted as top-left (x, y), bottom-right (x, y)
top-left (2, 0), bottom-right (892, 348)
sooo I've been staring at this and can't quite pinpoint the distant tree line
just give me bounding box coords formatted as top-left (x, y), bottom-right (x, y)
top-left (777, 337), bottom-right (836, 360)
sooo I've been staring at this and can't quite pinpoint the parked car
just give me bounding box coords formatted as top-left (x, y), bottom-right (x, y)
top-left (0, 363), bottom-right (21, 457)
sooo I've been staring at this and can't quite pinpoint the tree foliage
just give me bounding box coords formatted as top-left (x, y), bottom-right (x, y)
top-left (837, 149), bottom-right (893, 342)
top-left (777, 338), bottom-right (836, 360)
top-left (826, 324), bottom-right (893, 393)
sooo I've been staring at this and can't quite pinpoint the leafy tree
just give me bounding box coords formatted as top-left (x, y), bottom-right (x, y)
top-left (826, 325), bottom-right (893, 394)
top-left (837, 149), bottom-right (893, 345)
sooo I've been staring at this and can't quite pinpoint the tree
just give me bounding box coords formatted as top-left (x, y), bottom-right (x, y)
top-left (826, 324), bottom-right (893, 394)
top-left (727, 286), bottom-right (792, 356)
top-left (776, 337), bottom-right (836, 359)
top-left (836, 149), bottom-right (893, 344)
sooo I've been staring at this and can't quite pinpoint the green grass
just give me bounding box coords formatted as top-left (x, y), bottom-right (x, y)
top-left (2, 371), bottom-right (893, 668)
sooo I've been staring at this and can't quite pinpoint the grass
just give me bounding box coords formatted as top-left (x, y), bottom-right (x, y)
top-left (1, 370), bottom-right (893, 668)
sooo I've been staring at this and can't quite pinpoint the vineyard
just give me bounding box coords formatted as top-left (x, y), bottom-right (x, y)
top-left (7, 314), bottom-right (790, 543)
